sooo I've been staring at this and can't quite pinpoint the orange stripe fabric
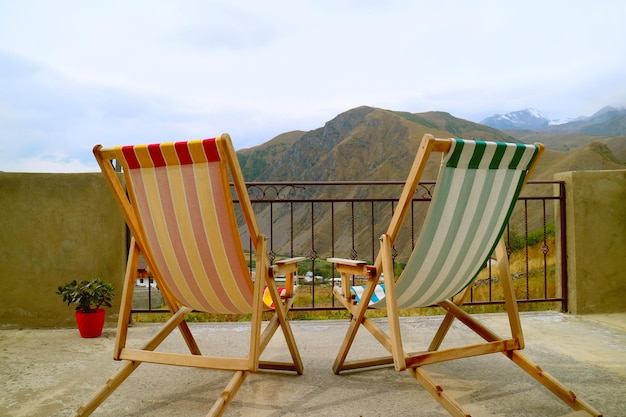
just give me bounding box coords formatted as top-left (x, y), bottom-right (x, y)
top-left (116, 137), bottom-right (255, 314)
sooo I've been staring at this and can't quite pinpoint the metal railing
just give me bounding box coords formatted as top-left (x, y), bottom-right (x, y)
top-left (132, 180), bottom-right (567, 314)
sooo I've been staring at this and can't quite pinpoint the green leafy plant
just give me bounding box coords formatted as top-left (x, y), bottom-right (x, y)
top-left (56, 278), bottom-right (115, 313)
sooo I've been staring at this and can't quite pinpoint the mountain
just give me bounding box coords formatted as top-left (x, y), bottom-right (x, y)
top-left (542, 106), bottom-right (626, 136)
top-left (236, 106), bottom-right (520, 257)
top-left (240, 106), bottom-right (514, 182)
top-left (237, 130), bottom-right (305, 180)
top-left (481, 106), bottom-right (626, 152)
top-left (240, 105), bottom-right (626, 184)
top-left (481, 106), bottom-right (626, 134)
top-left (481, 108), bottom-right (551, 131)
top-left (234, 106), bottom-right (625, 257)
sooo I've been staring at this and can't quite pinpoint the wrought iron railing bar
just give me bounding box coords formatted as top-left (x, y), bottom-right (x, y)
top-left (310, 201), bottom-right (317, 308)
top-left (244, 198), bottom-right (432, 204)
top-left (370, 201), bottom-right (376, 263)
top-left (243, 179), bottom-right (558, 186)
top-left (542, 199), bottom-right (549, 299)
top-left (131, 180), bottom-right (566, 314)
top-left (330, 202), bottom-right (337, 307)
top-left (524, 199), bottom-right (530, 299)
top-left (290, 202), bottom-right (295, 257)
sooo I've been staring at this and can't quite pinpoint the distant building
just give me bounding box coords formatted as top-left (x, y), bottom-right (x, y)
top-left (136, 255), bottom-right (157, 288)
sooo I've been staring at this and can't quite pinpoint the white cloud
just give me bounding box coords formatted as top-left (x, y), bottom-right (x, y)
top-left (1, 0), bottom-right (625, 172)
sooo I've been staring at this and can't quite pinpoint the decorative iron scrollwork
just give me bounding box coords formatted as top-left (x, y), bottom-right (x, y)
top-left (247, 184), bottom-right (306, 201)
top-left (416, 182), bottom-right (435, 199)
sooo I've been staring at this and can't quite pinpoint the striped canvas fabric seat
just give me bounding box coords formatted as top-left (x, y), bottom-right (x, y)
top-left (350, 284), bottom-right (385, 305)
top-left (329, 134), bottom-right (600, 417)
top-left (116, 138), bottom-right (268, 314)
top-left (79, 134), bottom-right (304, 417)
top-left (350, 138), bottom-right (539, 308)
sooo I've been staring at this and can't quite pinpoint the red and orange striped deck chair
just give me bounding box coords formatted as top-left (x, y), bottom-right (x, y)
top-left (78, 134), bottom-right (304, 416)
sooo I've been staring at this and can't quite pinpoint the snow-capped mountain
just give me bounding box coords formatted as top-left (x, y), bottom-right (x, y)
top-left (481, 106), bottom-right (626, 135)
top-left (547, 115), bottom-right (589, 126)
top-left (590, 105), bottom-right (626, 118)
top-left (480, 109), bottom-right (551, 130)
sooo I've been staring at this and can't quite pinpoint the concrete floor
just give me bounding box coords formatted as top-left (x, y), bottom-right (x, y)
top-left (1, 311), bottom-right (625, 417)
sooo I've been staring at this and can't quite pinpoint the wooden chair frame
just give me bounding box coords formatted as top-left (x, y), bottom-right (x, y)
top-left (77, 134), bottom-right (304, 417)
top-left (329, 134), bottom-right (601, 417)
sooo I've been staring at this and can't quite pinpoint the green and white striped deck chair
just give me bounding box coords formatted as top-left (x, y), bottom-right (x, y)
top-left (329, 134), bottom-right (600, 417)
top-left (79, 134), bottom-right (304, 417)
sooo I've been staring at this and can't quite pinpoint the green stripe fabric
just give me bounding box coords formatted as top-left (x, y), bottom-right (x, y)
top-left (373, 139), bottom-right (539, 309)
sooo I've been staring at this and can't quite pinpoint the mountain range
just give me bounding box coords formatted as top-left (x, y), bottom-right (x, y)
top-left (480, 106), bottom-right (626, 131)
top-left (235, 105), bottom-right (626, 257)
top-left (239, 105), bottom-right (626, 182)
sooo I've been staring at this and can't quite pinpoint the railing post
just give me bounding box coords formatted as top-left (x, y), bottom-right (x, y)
top-left (558, 181), bottom-right (568, 312)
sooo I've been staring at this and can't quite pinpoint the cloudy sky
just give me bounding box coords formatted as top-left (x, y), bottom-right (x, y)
top-left (1, 1), bottom-right (625, 172)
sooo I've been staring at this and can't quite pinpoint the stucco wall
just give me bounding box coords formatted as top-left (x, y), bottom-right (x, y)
top-left (555, 170), bottom-right (626, 314)
top-left (2, 169), bottom-right (625, 327)
top-left (0, 172), bottom-right (126, 328)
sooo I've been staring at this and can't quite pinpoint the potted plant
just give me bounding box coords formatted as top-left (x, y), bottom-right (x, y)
top-left (57, 278), bottom-right (115, 338)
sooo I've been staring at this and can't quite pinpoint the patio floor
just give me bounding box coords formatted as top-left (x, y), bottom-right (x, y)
top-left (1, 311), bottom-right (625, 417)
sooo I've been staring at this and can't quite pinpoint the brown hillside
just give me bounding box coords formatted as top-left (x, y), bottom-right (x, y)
top-left (535, 143), bottom-right (625, 178)
top-left (246, 106), bottom-right (516, 182)
top-left (606, 136), bottom-right (626, 163)
top-left (235, 106), bottom-right (625, 260)
top-left (237, 130), bottom-right (305, 180)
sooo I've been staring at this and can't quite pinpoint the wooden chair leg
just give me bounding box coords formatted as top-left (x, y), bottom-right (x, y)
top-left (409, 354), bottom-right (602, 417)
top-left (258, 297), bottom-right (303, 374)
top-left (381, 234), bottom-right (406, 371)
top-left (508, 351), bottom-right (602, 416)
top-left (332, 280), bottom-right (398, 373)
top-left (75, 306), bottom-right (193, 416)
top-left (333, 315), bottom-right (361, 374)
top-left (114, 239), bottom-right (141, 359)
top-left (276, 298), bottom-right (304, 374)
top-left (206, 371), bottom-right (249, 417)
top-left (559, 411), bottom-right (597, 417)
top-left (495, 239), bottom-right (524, 346)
top-left (75, 361), bottom-right (141, 417)
top-left (408, 367), bottom-right (471, 417)
top-left (429, 286), bottom-right (472, 352)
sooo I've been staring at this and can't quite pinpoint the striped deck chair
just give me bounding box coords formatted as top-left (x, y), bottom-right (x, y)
top-left (328, 134), bottom-right (601, 417)
top-left (78, 134), bottom-right (304, 417)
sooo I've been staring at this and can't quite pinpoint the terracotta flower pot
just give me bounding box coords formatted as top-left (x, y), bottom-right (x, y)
top-left (75, 308), bottom-right (106, 338)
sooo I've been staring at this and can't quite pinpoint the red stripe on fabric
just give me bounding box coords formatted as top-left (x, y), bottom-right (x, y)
top-left (155, 167), bottom-right (213, 311)
top-left (148, 143), bottom-right (166, 167)
top-left (128, 170), bottom-right (188, 304)
top-left (175, 142), bottom-right (193, 165)
top-left (207, 163), bottom-right (253, 309)
top-left (121, 146), bottom-right (141, 169)
top-left (183, 164), bottom-right (245, 313)
top-left (210, 163), bottom-right (253, 295)
top-left (181, 166), bottom-right (226, 311)
top-left (202, 138), bottom-right (220, 162)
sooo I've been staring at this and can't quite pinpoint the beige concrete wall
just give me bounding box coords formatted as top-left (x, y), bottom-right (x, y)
top-left (555, 170), bottom-right (626, 314)
top-left (2, 169), bottom-right (624, 326)
top-left (0, 172), bottom-right (126, 328)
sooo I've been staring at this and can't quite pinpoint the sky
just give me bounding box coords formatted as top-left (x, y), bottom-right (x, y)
top-left (1, 0), bottom-right (625, 173)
